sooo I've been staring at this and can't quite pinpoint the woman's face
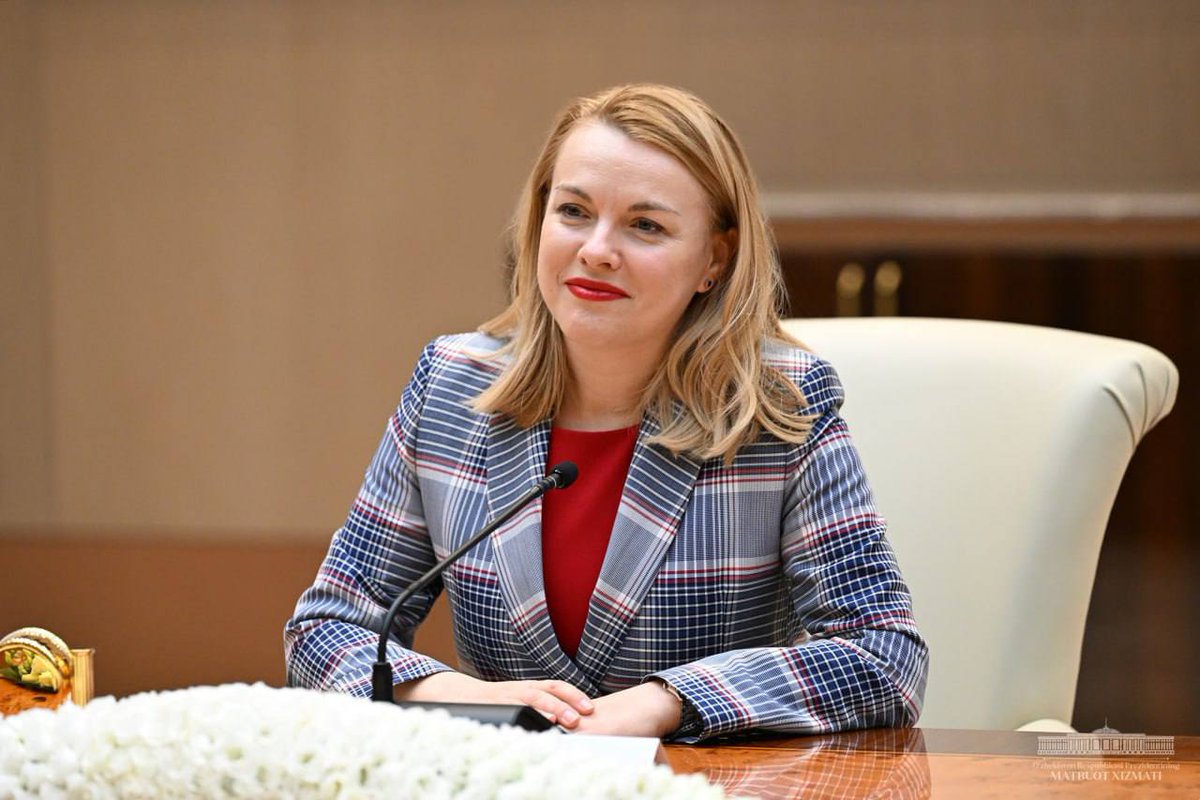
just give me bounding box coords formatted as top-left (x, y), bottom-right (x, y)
top-left (536, 121), bottom-right (727, 363)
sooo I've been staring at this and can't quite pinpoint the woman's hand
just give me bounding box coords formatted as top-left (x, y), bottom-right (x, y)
top-left (394, 672), bottom-right (595, 728)
top-left (572, 682), bottom-right (682, 738)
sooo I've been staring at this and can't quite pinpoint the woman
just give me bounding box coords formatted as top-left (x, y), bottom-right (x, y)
top-left (285, 84), bottom-right (927, 741)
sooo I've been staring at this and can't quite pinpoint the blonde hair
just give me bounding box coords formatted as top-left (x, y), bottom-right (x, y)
top-left (474, 84), bottom-right (812, 461)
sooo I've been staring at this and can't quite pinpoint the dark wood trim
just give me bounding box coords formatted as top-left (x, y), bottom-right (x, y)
top-left (771, 217), bottom-right (1200, 254)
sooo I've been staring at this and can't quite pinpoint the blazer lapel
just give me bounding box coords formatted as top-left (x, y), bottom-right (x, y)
top-left (573, 413), bottom-right (703, 685)
top-left (484, 415), bottom-right (597, 691)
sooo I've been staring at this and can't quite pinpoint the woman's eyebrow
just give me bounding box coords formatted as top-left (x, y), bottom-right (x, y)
top-left (629, 200), bottom-right (680, 215)
top-left (553, 184), bottom-right (680, 215)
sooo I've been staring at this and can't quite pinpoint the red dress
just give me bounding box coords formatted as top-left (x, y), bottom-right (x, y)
top-left (541, 425), bottom-right (639, 659)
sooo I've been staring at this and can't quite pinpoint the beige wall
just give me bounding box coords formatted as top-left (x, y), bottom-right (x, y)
top-left (1, 1), bottom-right (53, 525)
top-left (3, 0), bottom-right (1198, 535)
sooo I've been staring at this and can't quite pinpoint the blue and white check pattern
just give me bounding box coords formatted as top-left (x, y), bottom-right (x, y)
top-left (285, 332), bottom-right (928, 741)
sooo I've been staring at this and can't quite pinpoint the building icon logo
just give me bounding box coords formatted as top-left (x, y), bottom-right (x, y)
top-left (1037, 724), bottom-right (1175, 758)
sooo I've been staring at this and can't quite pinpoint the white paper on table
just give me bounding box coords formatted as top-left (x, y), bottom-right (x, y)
top-left (546, 733), bottom-right (668, 767)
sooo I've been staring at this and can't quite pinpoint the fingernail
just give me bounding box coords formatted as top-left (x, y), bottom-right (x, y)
top-left (579, 698), bottom-right (594, 712)
top-left (562, 709), bottom-right (579, 724)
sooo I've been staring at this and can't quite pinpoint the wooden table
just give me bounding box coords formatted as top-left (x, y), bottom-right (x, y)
top-left (5, 683), bottom-right (1195, 798)
top-left (0, 678), bottom-right (71, 716)
top-left (665, 728), bottom-right (1200, 798)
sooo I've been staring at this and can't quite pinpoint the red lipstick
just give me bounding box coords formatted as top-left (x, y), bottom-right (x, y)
top-left (564, 277), bottom-right (629, 301)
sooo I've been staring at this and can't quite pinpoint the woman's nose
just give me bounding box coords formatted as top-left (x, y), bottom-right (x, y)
top-left (578, 223), bottom-right (619, 270)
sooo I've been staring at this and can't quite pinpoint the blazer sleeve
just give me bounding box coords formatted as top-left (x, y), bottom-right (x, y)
top-left (284, 341), bottom-right (456, 697)
top-left (649, 358), bottom-right (929, 741)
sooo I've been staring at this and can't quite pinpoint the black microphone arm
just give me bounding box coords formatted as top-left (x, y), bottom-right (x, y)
top-left (371, 461), bottom-right (579, 703)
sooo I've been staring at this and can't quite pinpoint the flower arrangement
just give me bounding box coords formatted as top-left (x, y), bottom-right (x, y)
top-left (0, 683), bottom-right (729, 799)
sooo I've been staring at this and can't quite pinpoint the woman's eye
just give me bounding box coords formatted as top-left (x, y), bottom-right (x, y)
top-left (557, 203), bottom-right (586, 219)
top-left (633, 218), bottom-right (664, 234)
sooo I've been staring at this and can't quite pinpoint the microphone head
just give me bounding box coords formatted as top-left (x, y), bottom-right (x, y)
top-left (548, 461), bottom-right (579, 490)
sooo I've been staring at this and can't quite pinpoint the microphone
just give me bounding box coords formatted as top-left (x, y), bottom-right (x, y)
top-left (371, 461), bottom-right (579, 711)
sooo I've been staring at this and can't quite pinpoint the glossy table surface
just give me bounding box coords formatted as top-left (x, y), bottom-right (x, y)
top-left (4, 683), bottom-right (1195, 798)
top-left (664, 727), bottom-right (1200, 798)
top-left (0, 679), bottom-right (72, 715)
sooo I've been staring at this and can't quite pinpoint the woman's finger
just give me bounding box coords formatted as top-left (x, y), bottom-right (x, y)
top-left (515, 686), bottom-right (582, 727)
top-left (536, 680), bottom-right (594, 714)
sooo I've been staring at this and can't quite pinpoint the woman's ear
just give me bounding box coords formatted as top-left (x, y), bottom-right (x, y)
top-left (700, 227), bottom-right (738, 291)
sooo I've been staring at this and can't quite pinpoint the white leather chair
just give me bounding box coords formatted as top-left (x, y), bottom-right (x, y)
top-left (779, 317), bottom-right (1178, 731)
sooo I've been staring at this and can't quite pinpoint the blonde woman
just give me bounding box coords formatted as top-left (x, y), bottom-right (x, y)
top-left (286, 84), bottom-right (928, 741)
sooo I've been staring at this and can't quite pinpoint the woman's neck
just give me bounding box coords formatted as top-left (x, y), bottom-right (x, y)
top-left (557, 342), bottom-right (660, 431)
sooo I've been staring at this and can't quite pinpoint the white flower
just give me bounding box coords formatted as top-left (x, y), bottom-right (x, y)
top-left (0, 684), bottom-right (730, 799)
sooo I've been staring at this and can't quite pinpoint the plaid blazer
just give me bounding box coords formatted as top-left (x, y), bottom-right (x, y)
top-left (285, 332), bottom-right (928, 741)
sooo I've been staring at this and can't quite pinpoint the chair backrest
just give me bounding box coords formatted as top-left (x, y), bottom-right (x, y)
top-left (779, 317), bottom-right (1178, 730)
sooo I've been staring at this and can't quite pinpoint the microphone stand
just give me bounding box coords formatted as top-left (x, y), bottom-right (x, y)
top-left (371, 462), bottom-right (578, 722)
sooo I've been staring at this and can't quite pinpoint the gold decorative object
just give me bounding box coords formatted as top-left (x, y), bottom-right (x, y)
top-left (0, 627), bottom-right (94, 716)
top-left (70, 647), bottom-right (95, 707)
